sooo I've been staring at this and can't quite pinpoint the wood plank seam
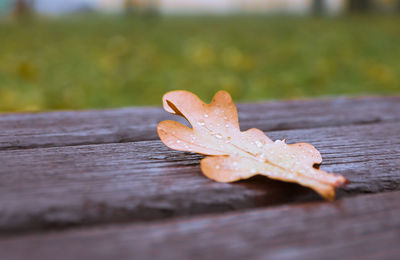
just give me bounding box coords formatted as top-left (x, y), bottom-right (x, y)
top-left (0, 119), bottom-right (396, 151)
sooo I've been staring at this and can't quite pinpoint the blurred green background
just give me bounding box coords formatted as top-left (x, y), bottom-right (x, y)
top-left (1, 1), bottom-right (400, 112)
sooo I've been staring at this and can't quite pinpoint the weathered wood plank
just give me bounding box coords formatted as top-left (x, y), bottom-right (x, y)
top-left (1, 122), bottom-right (399, 233)
top-left (1, 97), bottom-right (399, 150)
top-left (1, 191), bottom-right (399, 260)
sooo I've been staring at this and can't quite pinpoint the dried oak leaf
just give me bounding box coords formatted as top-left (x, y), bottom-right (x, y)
top-left (157, 90), bottom-right (348, 200)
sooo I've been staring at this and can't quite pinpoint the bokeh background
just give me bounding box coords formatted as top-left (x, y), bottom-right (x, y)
top-left (0, 0), bottom-right (399, 112)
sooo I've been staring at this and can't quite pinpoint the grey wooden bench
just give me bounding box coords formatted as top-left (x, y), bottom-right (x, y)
top-left (1, 96), bottom-right (399, 259)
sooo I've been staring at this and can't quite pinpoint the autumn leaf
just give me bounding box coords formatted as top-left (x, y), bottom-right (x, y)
top-left (157, 90), bottom-right (348, 200)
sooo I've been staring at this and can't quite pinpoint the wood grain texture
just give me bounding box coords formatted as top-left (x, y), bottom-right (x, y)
top-left (1, 122), bottom-right (399, 233)
top-left (1, 191), bottom-right (399, 260)
top-left (1, 96), bottom-right (399, 150)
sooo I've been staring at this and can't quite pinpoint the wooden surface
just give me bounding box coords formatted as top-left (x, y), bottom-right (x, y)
top-left (1, 96), bottom-right (399, 259)
top-left (2, 191), bottom-right (399, 260)
top-left (1, 96), bottom-right (399, 150)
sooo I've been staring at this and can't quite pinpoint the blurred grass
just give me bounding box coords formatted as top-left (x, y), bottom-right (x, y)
top-left (0, 15), bottom-right (399, 112)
